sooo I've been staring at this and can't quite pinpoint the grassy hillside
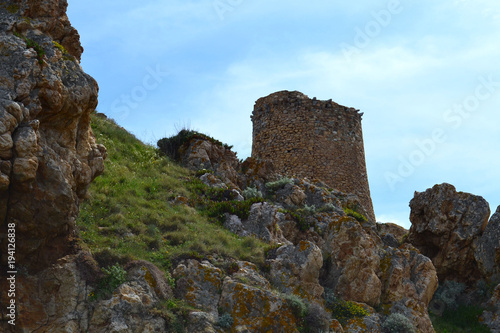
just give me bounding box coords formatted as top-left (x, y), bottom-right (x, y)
top-left (76, 113), bottom-right (268, 274)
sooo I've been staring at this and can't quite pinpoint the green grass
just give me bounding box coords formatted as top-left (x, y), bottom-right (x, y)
top-left (430, 305), bottom-right (490, 333)
top-left (77, 114), bottom-right (268, 274)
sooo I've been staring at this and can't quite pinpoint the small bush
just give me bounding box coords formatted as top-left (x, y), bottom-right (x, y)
top-left (382, 313), bottom-right (416, 333)
top-left (14, 32), bottom-right (45, 64)
top-left (434, 280), bottom-right (466, 310)
top-left (158, 129), bottom-right (233, 161)
top-left (242, 186), bottom-right (262, 200)
top-left (431, 304), bottom-right (490, 333)
top-left (157, 129), bottom-right (197, 161)
top-left (317, 203), bottom-right (336, 213)
top-left (304, 302), bottom-right (331, 333)
top-left (284, 294), bottom-right (307, 319)
top-left (90, 264), bottom-right (127, 301)
top-left (217, 312), bottom-right (234, 328)
top-left (343, 207), bottom-right (367, 223)
top-left (324, 288), bottom-right (368, 324)
top-left (265, 177), bottom-right (293, 192)
top-left (296, 204), bottom-right (316, 216)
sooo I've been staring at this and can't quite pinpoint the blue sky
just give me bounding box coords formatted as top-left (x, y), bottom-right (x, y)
top-left (67, 0), bottom-right (500, 229)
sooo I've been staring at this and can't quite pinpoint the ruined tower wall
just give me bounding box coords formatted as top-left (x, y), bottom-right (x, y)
top-left (251, 90), bottom-right (375, 221)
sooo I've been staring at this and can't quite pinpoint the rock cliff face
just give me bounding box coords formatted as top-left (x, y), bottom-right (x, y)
top-left (408, 183), bottom-right (498, 284)
top-left (0, 0), bottom-right (105, 274)
top-left (183, 137), bottom-right (439, 333)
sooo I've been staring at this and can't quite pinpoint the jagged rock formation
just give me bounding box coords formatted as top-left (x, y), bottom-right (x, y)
top-left (182, 135), bottom-right (439, 332)
top-left (408, 183), bottom-right (496, 284)
top-left (0, 0), bottom-right (105, 274)
top-left (481, 284), bottom-right (500, 332)
top-left (475, 205), bottom-right (500, 282)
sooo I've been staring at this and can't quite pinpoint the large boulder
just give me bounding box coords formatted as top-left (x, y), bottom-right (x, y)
top-left (225, 202), bottom-right (290, 244)
top-left (475, 205), bottom-right (500, 281)
top-left (0, 1), bottom-right (106, 273)
top-left (172, 260), bottom-right (223, 314)
top-left (408, 183), bottom-right (490, 283)
top-left (379, 244), bottom-right (438, 333)
top-left (323, 216), bottom-right (382, 307)
top-left (180, 138), bottom-right (241, 189)
top-left (89, 263), bottom-right (170, 333)
top-left (218, 277), bottom-right (298, 332)
top-left (268, 241), bottom-right (324, 302)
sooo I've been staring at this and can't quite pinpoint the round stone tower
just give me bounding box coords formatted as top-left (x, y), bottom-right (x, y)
top-left (251, 90), bottom-right (375, 221)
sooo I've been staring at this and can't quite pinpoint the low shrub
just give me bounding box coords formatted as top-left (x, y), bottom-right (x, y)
top-left (242, 186), bottom-right (262, 200)
top-left (343, 207), bottom-right (367, 223)
top-left (90, 264), bottom-right (127, 301)
top-left (158, 129), bottom-right (233, 161)
top-left (434, 280), bottom-right (466, 310)
top-left (304, 302), bottom-right (331, 333)
top-left (324, 288), bottom-right (368, 324)
top-left (283, 294), bottom-right (307, 319)
top-left (217, 312), bottom-right (234, 328)
top-left (265, 177), bottom-right (293, 192)
top-left (431, 304), bottom-right (490, 333)
top-left (382, 313), bottom-right (416, 333)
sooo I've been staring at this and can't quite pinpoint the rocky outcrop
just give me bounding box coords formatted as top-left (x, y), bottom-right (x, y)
top-left (481, 283), bottom-right (500, 333)
top-left (475, 205), bottom-right (500, 281)
top-left (180, 138), bottom-right (241, 189)
top-left (268, 241), bottom-right (324, 302)
top-left (173, 259), bottom-right (223, 314)
top-left (88, 263), bottom-right (170, 333)
top-left (376, 222), bottom-right (408, 248)
top-left (0, 0), bottom-right (105, 273)
top-left (224, 202), bottom-right (290, 244)
top-left (0, 253), bottom-right (170, 332)
top-left (219, 277), bottom-right (298, 332)
top-left (408, 183), bottom-right (490, 283)
top-left (323, 216), bottom-right (382, 307)
top-left (379, 244), bottom-right (438, 332)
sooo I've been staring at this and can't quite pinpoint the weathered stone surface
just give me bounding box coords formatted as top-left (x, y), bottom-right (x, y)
top-left (268, 241), bottom-right (324, 302)
top-left (408, 183), bottom-right (490, 283)
top-left (0, 1), bottom-right (106, 273)
top-left (2, 254), bottom-right (91, 332)
top-left (173, 259), bottom-right (223, 314)
top-left (125, 260), bottom-right (173, 300)
top-left (200, 172), bottom-right (228, 189)
top-left (323, 216), bottom-right (382, 307)
top-left (180, 138), bottom-right (241, 189)
top-left (88, 263), bottom-right (168, 333)
top-left (276, 183), bottom-right (307, 207)
top-left (218, 277), bottom-right (299, 332)
top-left (380, 244), bottom-right (438, 306)
top-left (231, 261), bottom-right (271, 290)
top-left (379, 244), bottom-right (438, 332)
top-left (376, 222), bottom-right (408, 248)
top-left (186, 311), bottom-right (218, 333)
top-left (481, 283), bottom-right (500, 333)
top-left (14, 0), bottom-right (84, 60)
top-left (475, 205), bottom-right (500, 281)
top-left (231, 202), bottom-right (290, 244)
top-left (0, 254), bottom-right (170, 333)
